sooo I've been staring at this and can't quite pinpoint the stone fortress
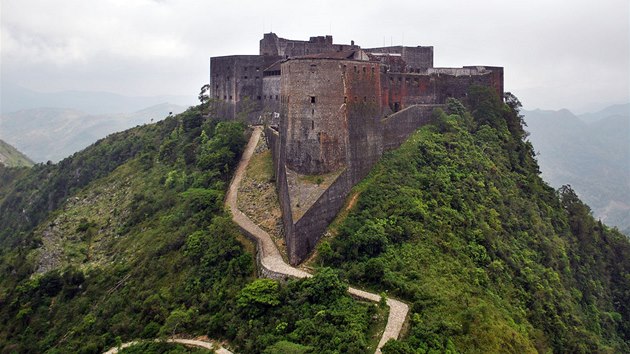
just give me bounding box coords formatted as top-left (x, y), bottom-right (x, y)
top-left (210, 33), bottom-right (503, 264)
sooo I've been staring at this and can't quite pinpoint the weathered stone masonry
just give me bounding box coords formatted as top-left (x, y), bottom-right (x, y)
top-left (211, 33), bottom-right (503, 264)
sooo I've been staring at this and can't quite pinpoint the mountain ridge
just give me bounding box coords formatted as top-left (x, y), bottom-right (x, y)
top-left (523, 104), bottom-right (630, 233)
top-left (0, 103), bottom-right (187, 162)
top-left (0, 83), bottom-right (195, 115)
top-left (0, 139), bottom-right (33, 167)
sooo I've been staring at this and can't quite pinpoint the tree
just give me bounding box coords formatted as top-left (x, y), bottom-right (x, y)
top-left (263, 341), bottom-right (312, 354)
top-left (503, 92), bottom-right (528, 140)
top-left (160, 308), bottom-right (193, 337)
top-left (300, 267), bottom-right (347, 303)
top-left (198, 84), bottom-right (211, 105)
top-left (237, 279), bottom-right (281, 312)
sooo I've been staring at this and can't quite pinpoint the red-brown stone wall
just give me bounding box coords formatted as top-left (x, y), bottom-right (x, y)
top-left (281, 59), bottom-right (348, 174)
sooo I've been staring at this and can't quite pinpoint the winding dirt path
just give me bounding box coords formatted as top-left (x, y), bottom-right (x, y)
top-left (227, 126), bottom-right (409, 353)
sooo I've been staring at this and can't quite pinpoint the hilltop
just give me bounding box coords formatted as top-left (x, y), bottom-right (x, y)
top-left (0, 139), bottom-right (33, 167)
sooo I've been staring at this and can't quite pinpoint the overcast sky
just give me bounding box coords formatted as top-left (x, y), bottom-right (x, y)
top-left (1, 0), bottom-right (628, 113)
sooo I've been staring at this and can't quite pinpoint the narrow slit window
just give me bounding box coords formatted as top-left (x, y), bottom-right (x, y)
top-left (310, 96), bottom-right (316, 104)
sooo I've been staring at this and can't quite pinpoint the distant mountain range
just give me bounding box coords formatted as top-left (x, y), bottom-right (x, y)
top-left (0, 83), bottom-right (195, 115)
top-left (0, 103), bottom-right (187, 162)
top-left (0, 83), bottom-right (195, 162)
top-left (0, 139), bottom-right (33, 167)
top-left (524, 103), bottom-right (630, 234)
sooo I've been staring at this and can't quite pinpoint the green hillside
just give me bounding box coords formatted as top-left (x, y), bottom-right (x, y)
top-left (1, 90), bottom-right (628, 353)
top-left (0, 106), bottom-right (379, 353)
top-left (0, 139), bottom-right (33, 167)
top-left (320, 90), bottom-right (630, 353)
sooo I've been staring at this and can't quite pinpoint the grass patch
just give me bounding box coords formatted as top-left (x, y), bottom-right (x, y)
top-left (245, 149), bottom-right (272, 182)
top-left (366, 301), bottom-right (390, 352)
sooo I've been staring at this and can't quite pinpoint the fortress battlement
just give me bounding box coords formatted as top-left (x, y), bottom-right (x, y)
top-left (210, 33), bottom-right (504, 264)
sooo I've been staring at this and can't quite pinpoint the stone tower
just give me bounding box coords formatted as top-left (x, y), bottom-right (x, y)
top-left (281, 51), bottom-right (383, 176)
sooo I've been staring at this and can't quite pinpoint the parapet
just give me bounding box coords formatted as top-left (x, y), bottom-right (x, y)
top-left (260, 32), bottom-right (359, 58)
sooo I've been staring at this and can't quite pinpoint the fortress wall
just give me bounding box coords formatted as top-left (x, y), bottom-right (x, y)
top-left (401, 46), bottom-right (434, 70)
top-left (265, 126), bottom-right (296, 261)
top-left (210, 56), bottom-right (237, 119)
top-left (473, 66), bottom-right (505, 99)
top-left (260, 33), bottom-right (280, 56)
top-left (233, 219), bottom-right (288, 281)
top-left (433, 71), bottom-right (500, 102)
top-left (342, 61), bottom-right (385, 182)
top-left (262, 76), bottom-right (281, 117)
top-left (265, 126), bottom-right (281, 183)
top-left (285, 104), bottom-right (440, 264)
top-left (365, 45), bottom-right (434, 70)
top-left (382, 104), bottom-right (440, 151)
top-left (281, 59), bottom-right (348, 175)
top-left (210, 55), bottom-right (280, 122)
top-left (382, 73), bottom-right (437, 111)
top-left (382, 69), bottom-right (503, 112)
top-left (291, 170), bottom-right (353, 264)
top-left (261, 33), bottom-right (358, 58)
top-left (284, 59), bottom-right (385, 264)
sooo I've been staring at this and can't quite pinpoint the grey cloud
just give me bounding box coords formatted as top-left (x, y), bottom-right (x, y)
top-left (1, 0), bottom-right (628, 113)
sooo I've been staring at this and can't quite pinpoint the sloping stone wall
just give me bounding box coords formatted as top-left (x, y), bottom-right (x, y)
top-left (269, 103), bottom-right (440, 264)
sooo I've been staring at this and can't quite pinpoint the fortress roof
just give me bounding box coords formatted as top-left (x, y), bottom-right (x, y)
top-left (289, 49), bottom-right (373, 61)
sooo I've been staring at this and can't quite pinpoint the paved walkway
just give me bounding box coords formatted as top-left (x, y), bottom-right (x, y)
top-left (103, 338), bottom-right (232, 354)
top-left (226, 126), bottom-right (409, 353)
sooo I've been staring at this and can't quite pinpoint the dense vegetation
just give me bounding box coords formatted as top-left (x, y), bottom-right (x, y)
top-left (0, 105), bottom-right (377, 353)
top-left (119, 341), bottom-right (212, 354)
top-left (320, 88), bottom-right (630, 353)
